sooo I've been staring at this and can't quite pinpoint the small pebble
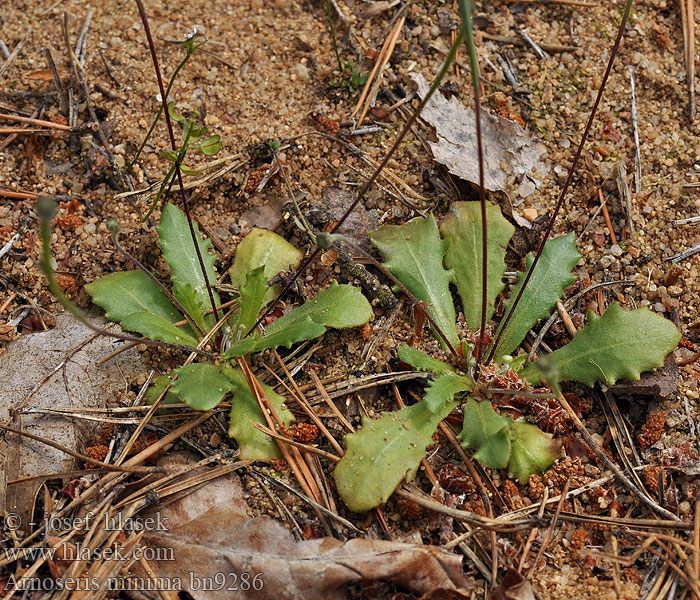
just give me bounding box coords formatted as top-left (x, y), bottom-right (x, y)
top-left (584, 464), bottom-right (600, 477)
top-left (653, 302), bottom-right (666, 313)
top-left (518, 179), bottom-right (536, 198)
top-left (293, 63), bottom-right (310, 82)
top-left (668, 285), bottom-right (683, 297)
top-left (521, 207), bottom-right (538, 222)
top-left (599, 255), bottom-right (615, 269)
top-left (610, 244), bottom-right (623, 257)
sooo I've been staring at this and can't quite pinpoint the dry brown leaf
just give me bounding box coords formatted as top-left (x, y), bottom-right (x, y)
top-left (24, 69), bottom-right (55, 81)
top-left (0, 313), bottom-right (145, 524)
top-left (307, 186), bottom-right (378, 250)
top-left (490, 568), bottom-right (536, 600)
top-left (411, 73), bottom-right (548, 202)
top-left (141, 463), bottom-right (473, 599)
top-left (610, 353), bottom-right (678, 397)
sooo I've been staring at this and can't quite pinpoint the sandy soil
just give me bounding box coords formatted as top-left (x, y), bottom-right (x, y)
top-left (1, 0), bottom-right (700, 597)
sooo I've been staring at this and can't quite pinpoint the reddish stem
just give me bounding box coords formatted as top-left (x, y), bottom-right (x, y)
top-left (134, 0), bottom-right (220, 322)
top-left (487, 1), bottom-right (634, 364)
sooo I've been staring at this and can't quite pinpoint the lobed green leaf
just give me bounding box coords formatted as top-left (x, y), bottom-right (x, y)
top-left (521, 303), bottom-right (681, 387)
top-left (232, 265), bottom-right (269, 337)
top-left (120, 311), bottom-right (198, 347)
top-left (333, 400), bottom-right (459, 512)
top-left (508, 421), bottom-right (559, 482)
top-left (460, 398), bottom-right (511, 469)
top-left (222, 366), bottom-right (294, 461)
top-left (424, 373), bottom-right (471, 412)
top-left (397, 345), bottom-right (456, 376)
top-left (228, 228), bottom-right (302, 307)
top-left (171, 363), bottom-right (234, 410)
top-left (85, 270), bottom-right (183, 325)
top-left (145, 374), bottom-right (180, 407)
top-left (172, 281), bottom-right (207, 332)
top-left (370, 214), bottom-right (459, 350)
top-left (157, 203), bottom-right (220, 314)
top-left (224, 283), bottom-right (373, 357)
top-left (440, 201), bottom-right (514, 329)
top-left (492, 233), bottom-right (579, 361)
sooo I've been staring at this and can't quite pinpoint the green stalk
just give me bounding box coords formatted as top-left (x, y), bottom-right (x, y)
top-left (325, 0), bottom-right (343, 73)
top-left (456, 0), bottom-right (489, 367)
top-left (142, 124), bottom-right (195, 222)
top-left (38, 198), bottom-right (93, 324)
top-left (127, 41), bottom-right (203, 171)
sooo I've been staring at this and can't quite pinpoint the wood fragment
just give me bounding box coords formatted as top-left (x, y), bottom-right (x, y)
top-left (556, 300), bottom-right (577, 338)
top-left (0, 424), bottom-right (154, 474)
top-left (74, 10), bottom-right (93, 66)
top-left (629, 65), bottom-right (642, 193)
top-left (42, 47), bottom-right (69, 117)
top-left (514, 27), bottom-right (549, 60)
top-left (0, 112), bottom-right (71, 130)
top-left (0, 188), bottom-right (38, 200)
top-left (251, 421), bottom-right (341, 462)
top-left (309, 369), bottom-right (355, 432)
top-left (266, 355), bottom-right (342, 458)
top-left (598, 186), bottom-right (618, 245)
top-left (616, 162), bottom-right (635, 237)
top-left (519, 487), bottom-right (547, 571)
top-left (481, 32), bottom-right (577, 54)
top-left (0, 34), bottom-right (29, 79)
top-left (0, 127), bottom-right (70, 135)
top-left (353, 13), bottom-right (405, 127)
top-left (529, 479), bottom-right (570, 573)
top-left (673, 215), bottom-right (700, 225)
top-left (239, 357), bottom-right (324, 507)
top-left (666, 242), bottom-right (700, 263)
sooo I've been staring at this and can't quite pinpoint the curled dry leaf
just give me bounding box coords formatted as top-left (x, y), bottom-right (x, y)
top-left (489, 568), bottom-right (536, 600)
top-left (141, 460), bottom-right (473, 600)
top-left (0, 313), bottom-right (145, 524)
top-left (411, 73), bottom-right (548, 215)
top-left (307, 186), bottom-right (378, 250)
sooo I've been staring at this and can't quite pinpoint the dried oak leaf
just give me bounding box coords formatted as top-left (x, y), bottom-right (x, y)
top-left (489, 568), bottom-right (536, 600)
top-left (0, 313), bottom-right (145, 527)
top-left (141, 465), bottom-right (473, 600)
top-left (412, 72), bottom-right (548, 220)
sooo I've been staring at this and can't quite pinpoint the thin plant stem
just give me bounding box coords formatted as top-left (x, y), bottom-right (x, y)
top-left (107, 221), bottom-right (205, 337)
top-left (36, 197), bottom-right (213, 358)
top-left (457, 0), bottom-right (488, 368)
top-left (134, 0), bottom-right (220, 323)
top-left (127, 40), bottom-right (202, 171)
top-left (247, 30), bottom-right (466, 345)
top-left (272, 147), bottom-right (316, 244)
top-left (325, 0), bottom-right (343, 73)
top-left (487, 0), bottom-right (635, 364)
top-left (142, 122), bottom-right (194, 221)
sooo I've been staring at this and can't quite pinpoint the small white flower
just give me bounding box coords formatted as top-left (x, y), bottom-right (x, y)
top-left (184, 26), bottom-right (198, 40)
